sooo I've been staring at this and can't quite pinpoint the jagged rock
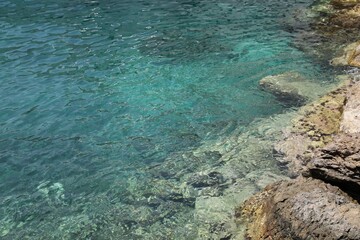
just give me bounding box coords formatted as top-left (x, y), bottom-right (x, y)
top-left (274, 85), bottom-right (347, 176)
top-left (259, 72), bottom-right (323, 104)
top-left (330, 5), bottom-right (360, 28)
top-left (238, 178), bottom-right (360, 240)
top-left (331, 0), bottom-right (360, 9)
top-left (292, 87), bottom-right (345, 139)
top-left (341, 80), bottom-right (360, 133)
top-left (308, 133), bottom-right (360, 199)
top-left (332, 41), bottom-right (360, 67)
top-left (300, 1), bottom-right (360, 62)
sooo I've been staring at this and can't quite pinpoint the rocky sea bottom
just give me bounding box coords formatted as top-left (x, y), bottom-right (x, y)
top-left (1, 110), bottom-right (299, 239)
top-left (0, 0), bottom-right (344, 239)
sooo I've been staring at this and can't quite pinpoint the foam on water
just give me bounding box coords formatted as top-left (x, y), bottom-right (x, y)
top-left (0, 0), bottom-right (338, 238)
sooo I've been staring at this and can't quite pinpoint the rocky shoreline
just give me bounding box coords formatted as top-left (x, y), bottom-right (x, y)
top-left (1, 1), bottom-right (359, 239)
top-left (237, 0), bottom-right (360, 239)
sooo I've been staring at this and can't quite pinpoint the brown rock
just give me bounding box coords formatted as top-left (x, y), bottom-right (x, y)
top-left (308, 133), bottom-right (360, 199)
top-left (274, 86), bottom-right (346, 176)
top-left (238, 178), bottom-right (360, 240)
top-left (341, 81), bottom-right (360, 133)
top-left (331, 41), bottom-right (360, 67)
top-left (329, 4), bottom-right (360, 28)
top-left (330, 5), bottom-right (360, 29)
top-left (305, 1), bottom-right (360, 61)
top-left (331, 0), bottom-right (360, 9)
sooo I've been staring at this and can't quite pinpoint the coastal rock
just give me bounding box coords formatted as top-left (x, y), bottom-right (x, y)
top-left (301, 1), bottom-right (360, 62)
top-left (238, 178), bottom-right (360, 240)
top-left (292, 88), bottom-right (345, 139)
top-left (308, 133), bottom-right (360, 199)
top-left (331, 0), bottom-right (360, 9)
top-left (331, 41), bottom-right (360, 67)
top-left (341, 80), bottom-right (360, 133)
top-left (274, 86), bottom-right (346, 176)
top-left (330, 5), bottom-right (360, 29)
top-left (259, 72), bottom-right (323, 104)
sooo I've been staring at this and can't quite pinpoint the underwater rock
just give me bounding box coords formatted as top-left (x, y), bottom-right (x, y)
top-left (195, 196), bottom-right (236, 240)
top-left (187, 171), bottom-right (225, 188)
top-left (311, 0), bottom-right (335, 14)
top-left (238, 178), bottom-right (360, 240)
top-left (331, 41), bottom-right (360, 68)
top-left (36, 181), bottom-right (66, 205)
top-left (308, 133), bottom-right (360, 199)
top-left (259, 72), bottom-right (323, 105)
top-left (295, 0), bottom-right (360, 62)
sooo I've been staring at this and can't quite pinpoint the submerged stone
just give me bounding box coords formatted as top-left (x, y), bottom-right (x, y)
top-left (313, 0), bottom-right (360, 29)
top-left (259, 72), bottom-right (324, 105)
top-left (298, 0), bottom-right (360, 62)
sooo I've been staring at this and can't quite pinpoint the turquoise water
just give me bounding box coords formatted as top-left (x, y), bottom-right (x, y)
top-left (0, 0), bottom-right (336, 239)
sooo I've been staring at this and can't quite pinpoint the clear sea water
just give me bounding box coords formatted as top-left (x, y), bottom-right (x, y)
top-left (0, 0), bottom-right (337, 239)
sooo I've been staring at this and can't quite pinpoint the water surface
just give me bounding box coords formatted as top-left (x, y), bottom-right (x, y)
top-left (0, 0), bottom-right (336, 239)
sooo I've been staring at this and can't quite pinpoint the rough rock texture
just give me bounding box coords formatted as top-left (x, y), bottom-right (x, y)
top-left (237, 2), bottom-right (360, 239)
top-left (274, 83), bottom-right (347, 176)
top-left (238, 178), bottom-right (360, 240)
top-left (331, 0), bottom-right (360, 9)
top-left (331, 41), bottom-right (360, 68)
top-left (305, 81), bottom-right (360, 195)
top-left (330, 4), bottom-right (360, 29)
top-left (292, 0), bottom-right (360, 63)
top-left (259, 72), bottom-right (324, 104)
top-left (308, 133), bottom-right (360, 199)
top-left (316, 1), bottom-right (360, 30)
top-left (291, 87), bottom-right (345, 142)
top-left (341, 79), bottom-right (360, 133)
top-left (239, 79), bottom-right (360, 240)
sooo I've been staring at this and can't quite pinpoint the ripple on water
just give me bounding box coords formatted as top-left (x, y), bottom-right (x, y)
top-left (0, 0), bottom-right (339, 239)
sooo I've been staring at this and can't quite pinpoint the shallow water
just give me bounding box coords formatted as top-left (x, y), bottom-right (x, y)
top-left (0, 0), bottom-right (337, 239)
